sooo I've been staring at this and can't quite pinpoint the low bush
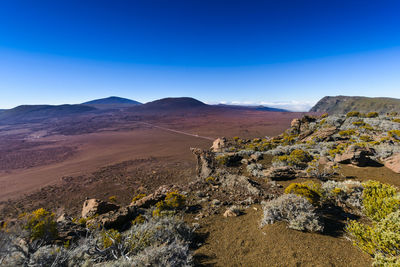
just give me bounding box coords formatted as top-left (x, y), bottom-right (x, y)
top-left (272, 149), bottom-right (313, 169)
top-left (388, 130), bottom-right (400, 141)
top-left (20, 208), bottom-right (58, 242)
top-left (339, 129), bottom-right (357, 137)
top-left (153, 191), bottom-right (186, 217)
top-left (260, 194), bottom-right (323, 232)
top-left (284, 182), bottom-right (321, 205)
top-left (347, 111), bottom-right (362, 118)
top-left (131, 193), bottom-right (146, 204)
top-left (366, 112), bottom-right (379, 118)
top-left (362, 181), bottom-right (399, 221)
top-left (321, 180), bottom-right (364, 209)
top-left (346, 210), bottom-right (400, 265)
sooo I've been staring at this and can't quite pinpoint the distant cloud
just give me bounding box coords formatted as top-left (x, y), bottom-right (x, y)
top-left (207, 100), bottom-right (316, 112)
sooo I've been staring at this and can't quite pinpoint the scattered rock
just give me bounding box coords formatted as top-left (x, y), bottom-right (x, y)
top-left (130, 185), bottom-right (172, 209)
top-left (223, 209), bottom-right (237, 217)
top-left (302, 126), bottom-right (337, 142)
top-left (384, 154), bottom-right (400, 173)
top-left (334, 145), bottom-right (378, 167)
top-left (212, 199), bottom-right (221, 206)
top-left (95, 206), bottom-right (137, 230)
top-left (264, 166), bottom-right (297, 180)
top-left (81, 199), bottom-right (120, 218)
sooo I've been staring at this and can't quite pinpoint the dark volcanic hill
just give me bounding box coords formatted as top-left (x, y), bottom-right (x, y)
top-left (310, 96), bottom-right (400, 114)
top-left (0, 104), bottom-right (97, 124)
top-left (129, 97), bottom-right (208, 113)
top-left (82, 96), bottom-right (141, 105)
top-left (216, 104), bottom-right (288, 112)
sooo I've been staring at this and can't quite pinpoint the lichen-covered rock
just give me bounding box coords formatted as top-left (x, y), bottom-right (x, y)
top-left (81, 199), bottom-right (120, 218)
top-left (130, 185), bottom-right (173, 209)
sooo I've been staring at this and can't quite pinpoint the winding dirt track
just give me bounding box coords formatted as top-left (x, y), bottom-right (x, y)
top-left (139, 122), bottom-right (215, 141)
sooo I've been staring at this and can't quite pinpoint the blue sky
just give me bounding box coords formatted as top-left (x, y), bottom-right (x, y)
top-left (1, 0), bottom-right (400, 111)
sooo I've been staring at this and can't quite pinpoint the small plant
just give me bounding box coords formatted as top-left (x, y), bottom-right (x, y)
top-left (347, 111), bottom-right (361, 118)
top-left (100, 228), bottom-right (122, 249)
top-left (21, 208), bottom-right (58, 241)
top-left (132, 193), bottom-right (147, 204)
top-left (352, 120), bottom-right (366, 127)
top-left (321, 113), bottom-right (329, 118)
top-left (366, 112), bottom-right (379, 118)
top-left (132, 214), bottom-right (146, 225)
top-left (388, 130), bottom-right (400, 141)
top-left (393, 118), bottom-right (400, 123)
top-left (339, 129), bottom-right (356, 137)
top-left (284, 181), bottom-right (321, 205)
top-left (359, 135), bottom-right (372, 142)
top-left (109, 195), bottom-right (117, 203)
top-left (272, 149), bottom-right (313, 169)
top-left (205, 176), bottom-right (215, 183)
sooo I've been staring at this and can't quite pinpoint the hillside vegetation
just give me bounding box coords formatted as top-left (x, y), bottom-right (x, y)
top-left (310, 96), bottom-right (400, 114)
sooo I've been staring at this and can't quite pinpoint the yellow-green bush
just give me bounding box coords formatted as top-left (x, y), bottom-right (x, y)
top-left (360, 135), bottom-right (373, 142)
top-left (321, 113), bottom-right (329, 118)
top-left (366, 112), bottom-right (379, 118)
top-left (284, 181), bottom-right (321, 205)
top-left (131, 193), bottom-right (146, 203)
top-left (393, 118), bottom-right (400, 123)
top-left (100, 228), bottom-right (122, 248)
top-left (362, 181), bottom-right (400, 221)
top-left (347, 111), bottom-right (361, 118)
top-left (153, 191), bottom-right (186, 217)
top-left (275, 149), bottom-right (313, 168)
top-left (346, 210), bottom-right (400, 264)
top-left (132, 214), bottom-right (145, 225)
top-left (339, 129), bottom-right (356, 137)
top-left (206, 176), bottom-right (215, 183)
top-left (352, 121), bottom-right (366, 127)
top-left (108, 195), bottom-right (117, 203)
top-left (21, 208), bottom-right (58, 241)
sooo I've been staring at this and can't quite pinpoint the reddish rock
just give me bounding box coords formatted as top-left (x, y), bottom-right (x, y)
top-left (81, 199), bottom-right (119, 218)
top-left (334, 145), bottom-right (377, 167)
top-left (384, 154), bottom-right (400, 173)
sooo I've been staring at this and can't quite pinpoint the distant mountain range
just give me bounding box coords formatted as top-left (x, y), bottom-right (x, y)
top-left (0, 96), bottom-right (293, 125)
top-left (0, 104), bottom-right (96, 124)
top-left (310, 96), bottom-right (400, 114)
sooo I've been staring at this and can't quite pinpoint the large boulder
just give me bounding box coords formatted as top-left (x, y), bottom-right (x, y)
top-left (210, 137), bottom-right (227, 152)
top-left (95, 206), bottom-right (137, 230)
top-left (334, 145), bottom-right (378, 167)
top-left (191, 148), bottom-right (216, 179)
top-left (384, 154), bottom-right (400, 173)
top-left (81, 199), bottom-right (119, 218)
top-left (264, 166), bottom-right (297, 180)
top-left (302, 126), bottom-right (337, 142)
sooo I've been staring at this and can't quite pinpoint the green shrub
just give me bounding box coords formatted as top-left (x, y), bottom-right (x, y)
top-left (132, 214), bottom-right (146, 225)
top-left (388, 130), bottom-right (400, 141)
top-left (273, 149), bottom-right (313, 169)
top-left (393, 118), bottom-right (400, 123)
top-left (339, 129), bottom-right (356, 137)
top-left (362, 181), bottom-right (400, 221)
top-left (359, 135), bottom-right (373, 142)
top-left (352, 121), bottom-right (366, 127)
top-left (100, 228), bottom-right (122, 248)
top-left (153, 191), bottom-right (186, 217)
top-left (347, 111), bottom-right (361, 118)
top-left (346, 210), bottom-right (400, 264)
top-left (284, 181), bottom-right (321, 205)
top-left (366, 112), bottom-right (379, 118)
top-left (321, 113), bottom-right (329, 118)
top-left (21, 208), bottom-right (58, 241)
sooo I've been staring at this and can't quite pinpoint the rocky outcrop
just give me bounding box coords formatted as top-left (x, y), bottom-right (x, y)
top-left (334, 145), bottom-right (378, 167)
top-left (81, 199), bottom-right (119, 218)
top-left (302, 126), bottom-right (337, 142)
top-left (92, 206), bottom-right (137, 230)
top-left (264, 166), bottom-right (297, 180)
top-left (384, 154), bottom-right (400, 173)
top-left (210, 137), bottom-right (227, 152)
top-left (191, 148), bottom-right (216, 179)
top-left (130, 185), bottom-right (173, 209)
top-left (219, 172), bottom-right (261, 196)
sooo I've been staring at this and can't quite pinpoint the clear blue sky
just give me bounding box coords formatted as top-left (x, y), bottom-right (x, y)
top-left (1, 0), bottom-right (400, 111)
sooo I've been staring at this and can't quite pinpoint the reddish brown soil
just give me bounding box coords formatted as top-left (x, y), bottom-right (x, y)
top-left (193, 206), bottom-right (371, 267)
top-left (0, 110), bottom-right (302, 217)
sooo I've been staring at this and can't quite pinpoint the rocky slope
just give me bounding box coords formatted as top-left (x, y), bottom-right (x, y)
top-left (310, 95), bottom-right (400, 114)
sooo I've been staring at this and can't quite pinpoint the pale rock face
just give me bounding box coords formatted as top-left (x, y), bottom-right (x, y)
top-left (210, 137), bottom-right (227, 152)
top-left (223, 209), bottom-right (237, 217)
top-left (384, 154), bottom-right (400, 173)
top-left (81, 199), bottom-right (119, 218)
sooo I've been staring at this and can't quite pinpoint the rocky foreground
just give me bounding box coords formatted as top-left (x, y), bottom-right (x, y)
top-left (1, 111), bottom-right (400, 266)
